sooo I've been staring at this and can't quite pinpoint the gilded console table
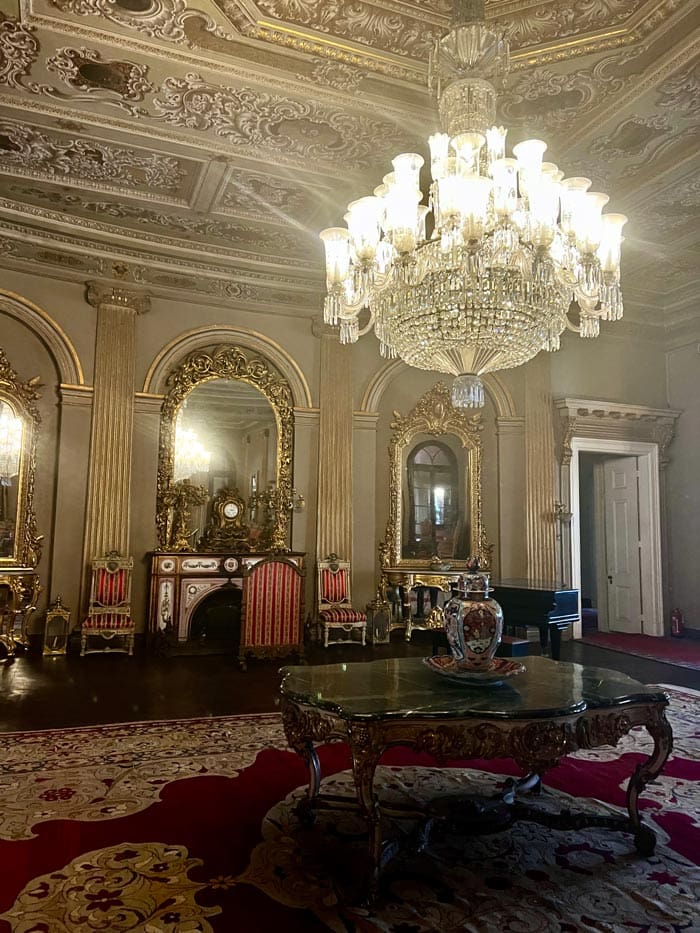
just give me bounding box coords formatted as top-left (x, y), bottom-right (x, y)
top-left (0, 568), bottom-right (40, 659)
top-left (280, 655), bottom-right (672, 899)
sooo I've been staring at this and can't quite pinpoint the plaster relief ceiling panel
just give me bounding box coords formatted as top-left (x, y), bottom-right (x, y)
top-left (0, 0), bottom-right (695, 328)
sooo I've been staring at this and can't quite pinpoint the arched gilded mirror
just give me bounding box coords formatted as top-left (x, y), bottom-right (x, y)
top-left (156, 345), bottom-right (294, 552)
top-left (380, 382), bottom-right (489, 569)
top-left (0, 349), bottom-right (41, 569)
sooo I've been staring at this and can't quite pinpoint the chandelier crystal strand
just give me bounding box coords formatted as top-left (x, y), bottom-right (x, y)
top-left (319, 0), bottom-right (626, 407)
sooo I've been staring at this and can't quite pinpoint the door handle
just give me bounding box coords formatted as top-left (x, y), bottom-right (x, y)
top-left (607, 575), bottom-right (613, 583)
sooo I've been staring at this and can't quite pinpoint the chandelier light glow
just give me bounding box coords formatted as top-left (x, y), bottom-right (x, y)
top-left (0, 402), bottom-right (23, 481)
top-left (173, 411), bottom-right (211, 482)
top-left (319, 0), bottom-right (627, 408)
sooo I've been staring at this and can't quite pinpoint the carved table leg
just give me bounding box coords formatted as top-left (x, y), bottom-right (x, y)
top-left (348, 725), bottom-right (385, 900)
top-left (626, 709), bottom-right (674, 856)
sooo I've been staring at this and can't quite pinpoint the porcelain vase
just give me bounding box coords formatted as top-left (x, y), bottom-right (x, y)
top-left (443, 572), bottom-right (504, 669)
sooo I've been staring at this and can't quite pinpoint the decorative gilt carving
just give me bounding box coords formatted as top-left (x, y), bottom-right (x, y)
top-left (156, 345), bottom-right (294, 552)
top-left (48, 0), bottom-right (226, 47)
top-left (381, 382), bottom-right (490, 569)
top-left (0, 14), bottom-right (40, 91)
top-left (153, 73), bottom-right (414, 169)
top-left (0, 348), bottom-right (42, 568)
top-left (42, 48), bottom-right (153, 116)
top-left (0, 120), bottom-right (187, 193)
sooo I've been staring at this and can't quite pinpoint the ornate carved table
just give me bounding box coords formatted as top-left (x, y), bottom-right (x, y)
top-left (280, 655), bottom-right (672, 899)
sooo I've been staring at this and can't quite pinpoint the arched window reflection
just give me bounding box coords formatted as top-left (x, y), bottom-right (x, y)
top-left (406, 441), bottom-right (459, 558)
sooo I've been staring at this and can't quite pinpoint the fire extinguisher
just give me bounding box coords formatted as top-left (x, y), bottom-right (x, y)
top-left (671, 607), bottom-right (685, 638)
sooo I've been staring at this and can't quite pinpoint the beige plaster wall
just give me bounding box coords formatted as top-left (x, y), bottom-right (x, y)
top-left (665, 339), bottom-right (700, 630)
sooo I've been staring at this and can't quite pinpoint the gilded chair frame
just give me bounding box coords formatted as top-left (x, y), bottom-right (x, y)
top-left (380, 382), bottom-right (490, 570)
top-left (156, 345), bottom-right (295, 552)
top-left (316, 553), bottom-right (367, 647)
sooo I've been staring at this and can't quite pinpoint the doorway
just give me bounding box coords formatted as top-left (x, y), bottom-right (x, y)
top-left (569, 439), bottom-right (663, 639)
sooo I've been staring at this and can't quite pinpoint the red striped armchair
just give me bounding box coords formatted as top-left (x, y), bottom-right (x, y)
top-left (81, 552), bottom-right (135, 656)
top-left (317, 553), bottom-right (367, 647)
top-left (240, 556), bottom-right (305, 669)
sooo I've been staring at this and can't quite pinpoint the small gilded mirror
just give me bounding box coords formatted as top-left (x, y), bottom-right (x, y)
top-left (380, 382), bottom-right (489, 569)
top-left (0, 349), bottom-right (41, 569)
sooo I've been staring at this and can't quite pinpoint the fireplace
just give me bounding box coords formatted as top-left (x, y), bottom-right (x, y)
top-left (188, 583), bottom-right (242, 650)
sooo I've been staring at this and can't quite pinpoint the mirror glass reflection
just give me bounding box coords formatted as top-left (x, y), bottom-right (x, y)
top-left (0, 398), bottom-right (24, 560)
top-left (401, 433), bottom-right (471, 561)
top-left (173, 378), bottom-right (278, 541)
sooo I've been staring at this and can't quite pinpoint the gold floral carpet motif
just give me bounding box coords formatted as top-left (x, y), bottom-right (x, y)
top-left (0, 692), bottom-right (698, 932)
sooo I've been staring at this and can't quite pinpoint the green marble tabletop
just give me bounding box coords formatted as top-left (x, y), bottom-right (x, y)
top-left (279, 655), bottom-right (668, 722)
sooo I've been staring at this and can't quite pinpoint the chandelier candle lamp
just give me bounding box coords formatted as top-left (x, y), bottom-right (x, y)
top-left (319, 0), bottom-right (627, 408)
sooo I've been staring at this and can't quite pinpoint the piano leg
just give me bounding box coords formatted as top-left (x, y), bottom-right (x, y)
top-left (538, 623), bottom-right (549, 654)
top-left (549, 625), bottom-right (562, 661)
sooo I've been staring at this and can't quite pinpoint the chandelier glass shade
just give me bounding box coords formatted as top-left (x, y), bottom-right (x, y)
top-left (0, 402), bottom-right (23, 482)
top-left (319, 0), bottom-right (626, 407)
top-left (173, 411), bottom-right (211, 482)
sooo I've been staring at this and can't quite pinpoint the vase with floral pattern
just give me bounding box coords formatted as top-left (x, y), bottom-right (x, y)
top-left (443, 572), bottom-right (503, 669)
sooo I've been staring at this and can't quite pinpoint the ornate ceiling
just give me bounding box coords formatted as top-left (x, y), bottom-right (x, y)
top-left (0, 0), bottom-right (697, 332)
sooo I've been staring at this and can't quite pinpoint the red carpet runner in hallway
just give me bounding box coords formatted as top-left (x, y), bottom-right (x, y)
top-left (579, 631), bottom-right (700, 671)
top-left (0, 690), bottom-right (698, 932)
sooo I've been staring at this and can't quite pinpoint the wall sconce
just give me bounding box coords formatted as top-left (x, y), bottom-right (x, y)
top-left (554, 501), bottom-right (573, 524)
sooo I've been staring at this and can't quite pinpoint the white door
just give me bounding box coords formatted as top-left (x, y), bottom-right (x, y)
top-left (604, 456), bottom-right (643, 633)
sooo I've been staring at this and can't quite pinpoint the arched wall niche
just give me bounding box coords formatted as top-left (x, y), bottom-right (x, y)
top-left (360, 359), bottom-right (519, 419)
top-left (0, 291), bottom-right (84, 387)
top-left (143, 324), bottom-right (312, 410)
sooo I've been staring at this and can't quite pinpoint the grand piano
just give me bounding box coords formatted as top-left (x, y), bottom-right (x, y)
top-left (382, 566), bottom-right (578, 661)
top-left (491, 579), bottom-right (579, 661)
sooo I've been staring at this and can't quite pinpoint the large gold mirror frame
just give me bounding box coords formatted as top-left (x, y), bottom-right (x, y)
top-left (0, 348), bottom-right (42, 569)
top-left (380, 382), bottom-right (490, 570)
top-left (156, 345), bottom-right (294, 552)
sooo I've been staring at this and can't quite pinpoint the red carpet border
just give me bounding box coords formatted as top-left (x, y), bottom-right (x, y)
top-left (0, 693), bottom-right (698, 931)
top-left (580, 632), bottom-right (700, 671)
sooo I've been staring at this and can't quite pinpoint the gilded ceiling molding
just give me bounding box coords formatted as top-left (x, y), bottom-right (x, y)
top-left (559, 35), bottom-right (700, 152)
top-left (0, 205), bottom-right (316, 271)
top-left (46, 0), bottom-right (228, 47)
top-left (553, 398), bottom-right (681, 468)
top-left (0, 118), bottom-right (188, 195)
top-left (359, 359), bottom-right (518, 418)
top-left (151, 72), bottom-right (415, 170)
top-left (0, 289), bottom-right (84, 385)
top-left (143, 324), bottom-right (312, 408)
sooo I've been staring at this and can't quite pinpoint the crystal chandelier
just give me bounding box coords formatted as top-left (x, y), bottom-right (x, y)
top-left (173, 411), bottom-right (211, 482)
top-left (319, 0), bottom-right (627, 408)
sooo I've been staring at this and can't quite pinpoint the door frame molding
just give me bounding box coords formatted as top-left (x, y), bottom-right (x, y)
top-left (554, 397), bottom-right (680, 641)
top-left (570, 439), bottom-right (663, 638)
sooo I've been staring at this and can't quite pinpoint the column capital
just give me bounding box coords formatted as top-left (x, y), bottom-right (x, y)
top-left (85, 281), bottom-right (150, 315)
top-left (311, 316), bottom-right (343, 340)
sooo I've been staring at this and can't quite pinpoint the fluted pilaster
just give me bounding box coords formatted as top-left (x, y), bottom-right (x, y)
top-left (82, 283), bottom-right (149, 570)
top-left (314, 320), bottom-right (353, 561)
top-left (524, 354), bottom-right (557, 581)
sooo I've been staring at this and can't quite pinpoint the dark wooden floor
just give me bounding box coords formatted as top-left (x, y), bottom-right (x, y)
top-left (1, 633), bottom-right (698, 733)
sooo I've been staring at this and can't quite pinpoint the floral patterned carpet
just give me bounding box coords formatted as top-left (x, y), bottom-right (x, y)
top-left (0, 688), bottom-right (698, 932)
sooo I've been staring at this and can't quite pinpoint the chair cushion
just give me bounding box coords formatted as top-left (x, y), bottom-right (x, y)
top-left (94, 568), bottom-right (128, 605)
top-left (83, 612), bottom-right (134, 631)
top-left (320, 568), bottom-right (348, 603)
top-left (319, 607), bottom-right (367, 624)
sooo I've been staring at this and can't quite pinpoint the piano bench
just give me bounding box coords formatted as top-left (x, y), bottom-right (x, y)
top-left (431, 631), bottom-right (529, 658)
top-left (496, 635), bottom-right (529, 658)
